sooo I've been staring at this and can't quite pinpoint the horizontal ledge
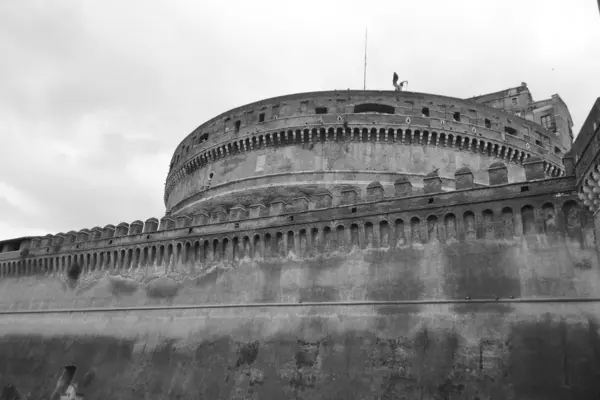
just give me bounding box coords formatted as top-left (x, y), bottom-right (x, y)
top-left (2, 297), bottom-right (600, 315)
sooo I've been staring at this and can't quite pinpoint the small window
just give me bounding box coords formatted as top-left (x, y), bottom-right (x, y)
top-left (535, 140), bottom-right (542, 146)
top-left (259, 113), bottom-right (265, 122)
top-left (234, 223), bottom-right (240, 228)
top-left (541, 115), bottom-right (552, 130)
top-left (504, 126), bottom-right (517, 135)
top-left (354, 103), bottom-right (395, 114)
top-left (351, 207), bottom-right (357, 213)
top-left (315, 107), bottom-right (328, 114)
top-left (484, 118), bottom-right (491, 128)
top-left (512, 98), bottom-right (517, 105)
top-left (288, 216), bottom-right (294, 221)
top-left (521, 186), bottom-right (529, 192)
top-left (209, 172), bottom-right (214, 179)
top-left (453, 112), bottom-right (460, 122)
top-left (428, 198), bottom-right (434, 204)
top-left (554, 146), bottom-right (561, 154)
top-left (235, 120), bottom-right (241, 133)
top-left (199, 133), bottom-right (209, 143)
top-left (422, 107), bottom-right (430, 117)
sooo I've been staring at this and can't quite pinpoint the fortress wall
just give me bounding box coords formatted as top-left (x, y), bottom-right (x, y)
top-left (0, 190), bottom-right (597, 311)
top-left (2, 298), bottom-right (600, 398)
top-left (0, 185), bottom-right (598, 398)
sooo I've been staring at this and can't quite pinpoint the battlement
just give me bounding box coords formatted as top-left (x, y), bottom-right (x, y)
top-left (0, 166), bottom-right (582, 278)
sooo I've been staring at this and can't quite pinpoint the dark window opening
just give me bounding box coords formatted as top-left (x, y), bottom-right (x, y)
top-left (535, 140), bottom-right (542, 146)
top-left (541, 115), bottom-right (552, 130)
top-left (521, 186), bottom-right (529, 192)
top-left (259, 113), bottom-right (265, 122)
top-left (234, 223), bottom-right (240, 228)
top-left (147, 235), bottom-right (151, 239)
top-left (512, 98), bottom-right (517, 105)
top-left (225, 117), bottom-right (231, 122)
top-left (235, 120), bottom-right (241, 133)
top-left (199, 133), bottom-right (209, 143)
top-left (504, 126), bottom-right (517, 135)
top-left (428, 198), bottom-right (434, 204)
top-left (315, 107), bottom-right (328, 114)
top-left (288, 216), bottom-right (294, 221)
top-left (351, 207), bottom-right (357, 213)
top-left (485, 118), bottom-right (491, 128)
top-left (453, 112), bottom-right (460, 122)
top-left (108, 240), bottom-right (113, 244)
top-left (554, 146), bottom-right (561, 154)
top-left (209, 172), bottom-right (214, 179)
top-left (188, 228), bottom-right (193, 233)
top-left (422, 107), bottom-right (430, 117)
top-left (354, 103), bottom-right (395, 114)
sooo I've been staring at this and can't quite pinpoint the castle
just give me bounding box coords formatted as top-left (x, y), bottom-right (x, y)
top-left (1, 82), bottom-right (600, 399)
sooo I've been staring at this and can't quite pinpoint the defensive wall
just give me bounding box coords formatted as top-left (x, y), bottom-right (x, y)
top-left (2, 91), bottom-right (600, 399)
top-left (3, 159), bottom-right (600, 398)
top-left (164, 90), bottom-right (568, 216)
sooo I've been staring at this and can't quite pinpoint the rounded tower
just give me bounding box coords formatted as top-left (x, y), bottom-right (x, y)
top-left (164, 90), bottom-right (567, 216)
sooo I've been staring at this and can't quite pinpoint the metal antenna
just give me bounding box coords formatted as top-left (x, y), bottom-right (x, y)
top-left (363, 28), bottom-right (367, 90)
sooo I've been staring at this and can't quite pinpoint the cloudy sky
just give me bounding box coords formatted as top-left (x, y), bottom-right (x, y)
top-left (0, 0), bottom-right (599, 240)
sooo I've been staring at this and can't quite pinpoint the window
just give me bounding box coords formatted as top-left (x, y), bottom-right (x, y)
top-left (535, 140), bottom-right (542, 146)
top-left (484, 118), bottom-right (491, 128)
top-left (504, 126), bottom-right (517, 136)
top-left (453, 112), bottom-right (460, 122)
top-left (199, 133), bottom-right (209, 143)
top-left (315, 107), bottom-right (328, 114)
top-left (541, 115), bottom-right (552, 130)
top-left (259, 113), bottom-right (265, 122)
top-left (512, 98), bottom-right (517, 105)
top-left (235, 120), bottom-right (241, 133)
top-left (554, 146), bottom-right (561, 154)
top-left (422, 107), bottom-right (430, 117)
top-left (353, 103), bottom-right (395, 114)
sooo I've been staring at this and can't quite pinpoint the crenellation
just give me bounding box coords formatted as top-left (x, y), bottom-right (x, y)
top-left (394, 177), bottom-right (413, 197)
top-left (340, 186), bottom-right (360, 205)
top-left (488, 161), bottom-right (509, 185)
top-left (115, 223), bottom-right (129, 237)
top-left (248, 203), bottom-right (267, 218)
top-left (102, 225), bottom-right (115, 239)
top-left (423, 170), bottom-right (443, 194)
top-left (269, 198), bottom-right (288, 216)
top-left (366, 181), bottom-right (385, 202)
top-left (290, 196), bottom-right (309, 212)
top-left (210, 206), bottom-right (228, 223)
top-left (128, 220), bottom-right (143, 235)
top-left (454, 167), bottom-right (474, 190)
top-left (192, 210), bottom-right (209, 226)
top-left (64, 231), bottom-right (77, 244)
top-left (175, 215), bottom-right (192, 228)
top-left (229, 204), bottom-right (247, 220)
top-left (523, 155), bottom-right (547, 181)
top-left (142, 218), bottom-right (158, 233)
top-left (90, 227), bottom-right (103, 240)
top-left (53, 233), bottom-right (65, 246)
top-left (76, 229), bottom-right (90, 243)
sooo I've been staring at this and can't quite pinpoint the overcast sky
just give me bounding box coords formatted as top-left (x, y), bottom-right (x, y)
top-left (0, 0), bottom-right (599, 240)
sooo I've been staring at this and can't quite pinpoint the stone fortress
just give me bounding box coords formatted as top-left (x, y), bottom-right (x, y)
top-left (1, 81), bottom-right (600, 399)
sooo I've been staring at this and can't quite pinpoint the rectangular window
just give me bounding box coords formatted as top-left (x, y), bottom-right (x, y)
top-left (315, 107), bottom-right (328, 114)
top-left (453, 112), bottom-right (460, 122)
top-left (535, 140), bottom-right (542, 146)
top-left (512, 98), bottom-right (517, 105)
top-left (554, 146), bottom-right (561, 154)
top-left (235, 120), bottom-right (241, 133)
top-left (484, 119), bottom-right (491, 128)
top-left (422, 107), bottom-right (430, 117)
top-left (504, 126), bottom-right (517, 135)
top-left (541, 115), bottom-right (552, 130)
top-left (259, 113), bottom-right (265, 122)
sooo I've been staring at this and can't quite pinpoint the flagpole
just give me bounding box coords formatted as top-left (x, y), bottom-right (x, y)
top-left (363, 28), bottom-right (367, 91)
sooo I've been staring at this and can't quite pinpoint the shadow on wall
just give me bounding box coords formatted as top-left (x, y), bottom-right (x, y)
top-left (2, 313), bottom-right (600, 399)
